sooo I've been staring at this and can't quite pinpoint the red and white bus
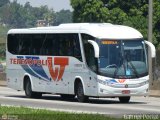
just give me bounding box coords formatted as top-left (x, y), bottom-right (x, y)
top-left (7, 23), bottom-right (155, 102)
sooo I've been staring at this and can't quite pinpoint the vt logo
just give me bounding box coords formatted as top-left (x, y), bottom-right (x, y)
top-left (118, 79), bottom-right (126, 83)
top-left (47, 57), bottom-right (69, 81)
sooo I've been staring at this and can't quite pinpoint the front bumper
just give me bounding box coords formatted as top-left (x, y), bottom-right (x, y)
top-left (97, 83), bottom-right (149, 97)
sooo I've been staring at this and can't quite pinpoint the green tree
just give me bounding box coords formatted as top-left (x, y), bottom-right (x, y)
top-left (0, 0), bottom-right (56, 28)
top-left (70, 0), bottom-right (160, 48)
top-left (153, 1), bottom-right (160, 48)
top-left (71, 0), bottom-right (109, 22)
top-left (8, 0), bottom-right (27, 27)
top-left (0, 0), bottom-right (9, 7)
top-left (44, 8), bottom-right (55, 26)
top-left (23, 2), bottom-right (37, 27)
top-left (102, 0), bottom-right (148, 39)
top-left (31, 5), bottom-right (55, 26)
top-left (54, 10), bottom-right (72, 25)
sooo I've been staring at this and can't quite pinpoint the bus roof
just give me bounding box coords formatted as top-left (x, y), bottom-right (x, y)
top-left (7, 23), bottom-right (143, 39)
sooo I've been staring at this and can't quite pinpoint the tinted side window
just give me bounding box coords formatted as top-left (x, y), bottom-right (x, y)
top-left (8, 33), bottom-right (82, 61)
top-left (8, 34), bottom-right (44, 55)
top-left (64, 34), bottom-right (82, 61)
top-left (8, 34), bottom-right (19, 54)
top-left (32, 34), bottom-right (45, 55)
top-left (18, 34), bottom-right (32, 55)
top-left (41, 33), bottom-right (82, 61)
top-left (41, 34), bottom-right (59, 56)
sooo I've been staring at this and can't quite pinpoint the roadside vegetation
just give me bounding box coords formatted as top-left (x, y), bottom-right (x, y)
top-left (71, 0), bottom-right (160, 49)
top-left (0, 0), bottom-right (73, 61)
top-left (0, 25), bottom-right (8, 61)
top-left (0, 106), bottom-right (156, 120)
top-left (0, 106), bottom-right (117, 120)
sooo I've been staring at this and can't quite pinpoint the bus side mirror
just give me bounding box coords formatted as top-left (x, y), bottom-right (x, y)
top-left (88, 40), bottom-right (99, 58)
top-left (145, 41), bottom-right (156, 58)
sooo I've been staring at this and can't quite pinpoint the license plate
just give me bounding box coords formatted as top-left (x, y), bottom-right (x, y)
top-left (122, 90), bottom-right (130, 94)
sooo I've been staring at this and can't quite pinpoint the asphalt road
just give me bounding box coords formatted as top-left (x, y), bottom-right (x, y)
top-left (0, 86), bottom-right (160, 118)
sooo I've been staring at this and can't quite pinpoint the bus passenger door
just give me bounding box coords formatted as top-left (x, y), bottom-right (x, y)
top-left (83, 42), bottom-right (98, 96)
top-left (85, 70), bottom-right (98, 96)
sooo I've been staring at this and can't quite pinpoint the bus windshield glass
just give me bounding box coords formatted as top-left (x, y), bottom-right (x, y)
top-left (97, 39), bottom-right (148, 79)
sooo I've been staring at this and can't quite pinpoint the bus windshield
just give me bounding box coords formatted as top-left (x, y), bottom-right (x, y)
top-left (97, 39), bottom-right (148, 79)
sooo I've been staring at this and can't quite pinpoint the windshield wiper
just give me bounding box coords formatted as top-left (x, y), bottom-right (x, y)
top-left (113, 66), bottom-right (119, 78)
top-left (113, 56), bottom-right (124, 78)
top-left (127, 60), bottom-right (139, 78)
top-left (125, 53), bottom-right (139, 78)
top-left (113, 59), bottom-right (127, 78)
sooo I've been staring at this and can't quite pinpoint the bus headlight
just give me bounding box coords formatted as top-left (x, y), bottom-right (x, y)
top-left (139, 81), bottom-right (149, 86)
top-left (97, 79), bottom-right (107, 85)
top-left (97, 79), bottom-right (116, 86)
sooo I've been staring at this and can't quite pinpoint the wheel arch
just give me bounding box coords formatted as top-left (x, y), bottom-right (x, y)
top-left (23, 73), bottom-right (33, 90)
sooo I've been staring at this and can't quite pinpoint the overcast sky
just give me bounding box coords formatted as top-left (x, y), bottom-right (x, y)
top-left (10, 0), bottom-right (73, 12)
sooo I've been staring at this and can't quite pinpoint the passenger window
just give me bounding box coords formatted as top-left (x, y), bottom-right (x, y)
top-left (8, 33), bottom-right (82, 62)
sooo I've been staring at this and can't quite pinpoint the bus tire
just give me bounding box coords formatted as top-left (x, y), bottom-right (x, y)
top-left (76, 82), bottom-right (88, 102)
top-left (24, 78), bottom-right (42, 99)
top-left (119, 96), bottom-right (130, 103)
